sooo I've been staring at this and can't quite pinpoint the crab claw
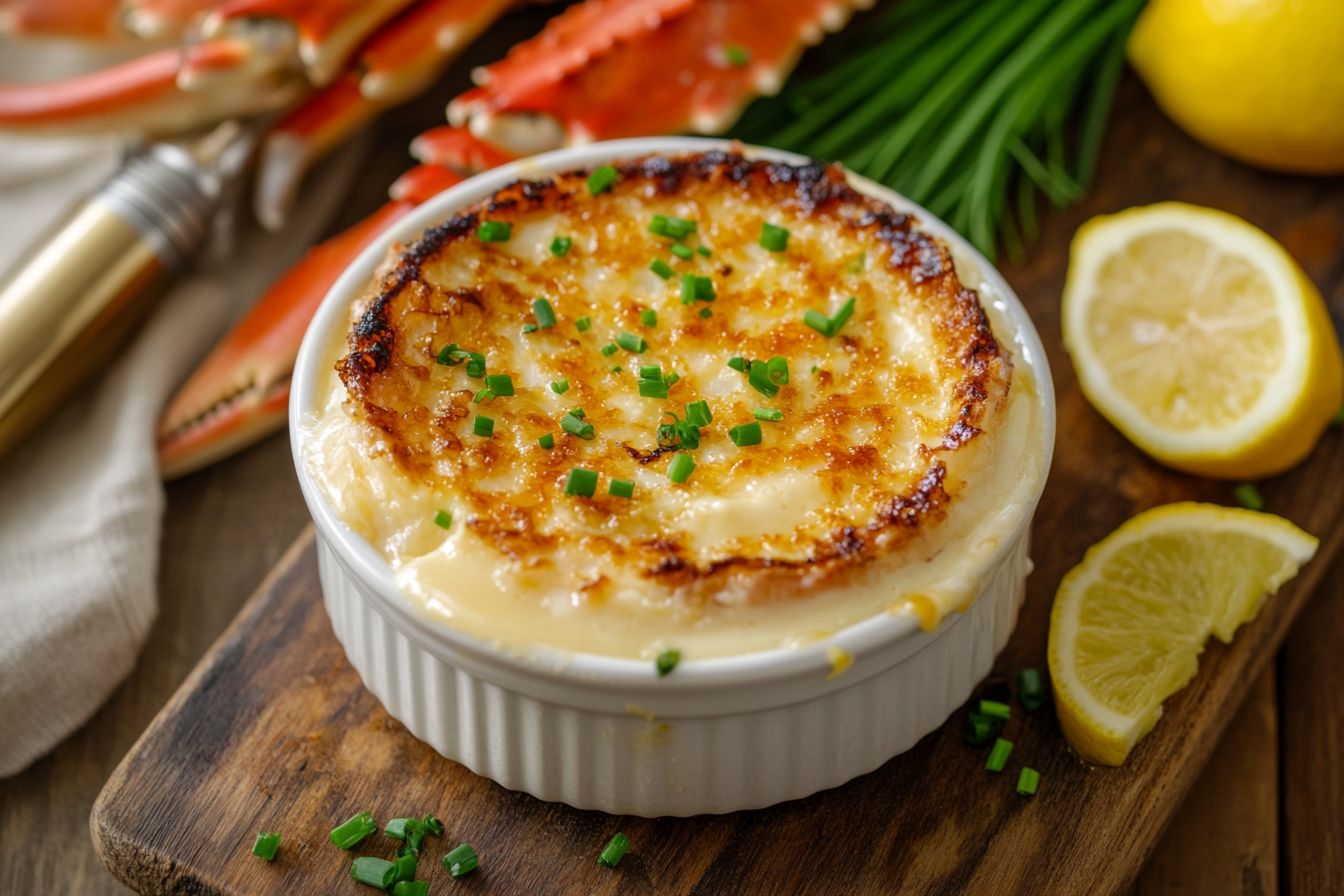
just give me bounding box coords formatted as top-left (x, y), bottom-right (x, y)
top-left (157, 165), bottom-right (464, 479)
top-left (410, 124), bottom-right (518, 174)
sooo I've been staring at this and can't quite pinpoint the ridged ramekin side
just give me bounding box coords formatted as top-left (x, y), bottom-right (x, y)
top-left (317, 529), bottom-right (1030, 817)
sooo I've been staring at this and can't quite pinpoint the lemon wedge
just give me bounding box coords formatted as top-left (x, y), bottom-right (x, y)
top-left (1062, 202), bottom-right (1343, 479)
top-left (1048, 502), bottom-right (1317, 766)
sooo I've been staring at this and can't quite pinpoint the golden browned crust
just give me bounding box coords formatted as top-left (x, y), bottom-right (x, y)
top-left (336, 151), bottom-right (1009, 603)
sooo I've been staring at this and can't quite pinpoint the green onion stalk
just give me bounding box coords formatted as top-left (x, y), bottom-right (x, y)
top-left (733, 0), bottom-right (1147, 261)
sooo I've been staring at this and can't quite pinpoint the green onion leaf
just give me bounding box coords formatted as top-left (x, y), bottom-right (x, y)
top-left (695, 276), bottom-right (715, 301)
top-left (550, 235), bottom-right (572, 257)
top-left (532, 298), bottom-right (557, 329)
top-left (671, 242), bottom-right (693, 260)
top-left (465, 352), bottom-right (486, 378)
top-left (696, 245), bottom-right (712, 257)
top-left (760, 222), bottom-right (790, 252)
top-left (963, 712), bottom-right (998, 746)
top-left (351, 857), bottom-right (397, 889)
top-left (484, 374), bottom-right (514, 396)
top-left (393, 882), bottom-right (429, 896)
top-left (753, 407), bottom-right (783, 422)
top-left (680, 273), bottom-right (697, 305)
top-left (472, 415), bottom-right (494, 437)
top-left (724, 44), bottom-right (751, 67)
top-left (728, 422), bottom-right (762, 446)
top-left (1234, 483), bottom-right (1265, 512)
top-left (423, 815), bottom-right (444, 837)
top-left (767, 356), bottom-right (789, 385)
top-left (550, 378), bottom-right (569, 394)
top-left (609, 479), bottom-right (635, 499)
top-left (393, 854), bottom-right (417, 884)
top-left (686, 400), bottom-right (713, 427)
top-left (655, 649), bottom-right (680, 677)
top-left (1018, 668), bottom-right (1045, 712)
top-left (639, 379), bottom-right (669, 399)
top-left (727, 357), bottom-right (748, 373)
top-left (640, 364), bottom-right (662, 380)
top-left (473, 388), bottom-right (495, 404)
top-left (648, 214), bottom-right (671, 237)
top-left (598, 832), bottom-right (631, 868)
top-left (385, 816), bottom-right (419, 841)
top-left (651, 215), bottom-right (697, 240)
top-left (828, 296), bottom-right (856, 336)
top-left (641, 309), bottom-right (658, 327)
top-left (564, 467), bottom-right (599, 497)
top-left (1017, 767), bottom-right (1040, 796)
top-left (443, 843), bottom-right (478, 879)
top-left (668, 453), bottom-right (696, 483)
top-left (538, 433), bottom-right (554, 449)
top-left (616, 331), bottom-right (648, 353)
top-left (803, 309), bottom-right (833, 335)
top-left (436, 343), bottom-right (469, 366)
top-left (576, 316), bottom-right (592, 332)
top-left (330, 812), bottom-right (377, 849)
top-left (747, 361), bottom-right (778, 398)
top-left (699, 308), bottom-right (712, 319)
top-left (571, 407), bottom-right (586, 418)
top-left (476, 220), bottom-right (511, 242)
top-left (433, 510), bottom-right (452, 529)
top-left (561, 413), bottom-right (595, 440)
top-left (600, 343), bottom-right (619, 356)
top-left (674, 418), bottom-right (701, 450)
top-left (663, 370), bottom-right (680, 386)
top-left (252, 832), bottom-right (280, 862)
top-left (649, 259), bottom-right (674, 279)
top-left (522, 323), bottom-right (538, 334)
top-left (587, 164), bottom-right (618, 194)
top-left (979, 699), bottom-right (1011, 721)
top-left (986, 737), bottom-right (1013, 772)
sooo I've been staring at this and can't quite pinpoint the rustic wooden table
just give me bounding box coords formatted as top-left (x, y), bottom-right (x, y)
top-left (0, 16), bottom-right (1341, 891)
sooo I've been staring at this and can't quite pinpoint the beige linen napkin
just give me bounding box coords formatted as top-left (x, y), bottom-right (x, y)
top-left (0, 117), bottom-right (364, 777)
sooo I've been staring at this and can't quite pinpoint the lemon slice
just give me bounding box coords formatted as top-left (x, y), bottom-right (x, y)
top-left (1049, 502), bottom-right (1317, 766)
top-left (1062, 202), bottom-right (1343, 479)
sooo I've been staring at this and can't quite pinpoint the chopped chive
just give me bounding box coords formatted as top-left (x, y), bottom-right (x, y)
top-left (330, 812), bottom-right (377, 849)
top-left (845, 251), bottom-right (865, 274)
top-left (760, 222), bottom-right (790, 252)
top-left (640, 365), bottom-right (662, 380)
top-left (655, 649), bottom-right (680, 677)
top-left (963, 712), bottom-right (998, 746)
top-left (696, 276), bottom-right (715, 301)
top-left (766, 356), bottom-right (789, 385)
top-left (465, 352), bottom-right (486, 378)
top-left (663, 371), bottom-right (680, 386)
top-left (611, 365), bottom-right (624, 374)
top-left (986, 738), bottom-right (1013, 772)
top-left (433, 510), bottom-right (452, 529)
top-left (979, 699), bottom-right (1011, 721)
top-left (476, 220), bottom-right (511, 242)
top-left (811, 365), bottom-right (819, 373)
top-left (1017, 767), bottom-right (1040, 796)
top-left (472, 415), bottom-right (495, 437)
top-left (671, 242), bottom-right (694, 260)
top-left (641, 309), bottom-right (658, 327)
top-left (564, 467), bottom-right (599, 497)
top-left (699, 308), bottom-right (712, 318)
top-left (674, 417), bottom-right (701, 450)
top-left (728, 422), bottom-right (762, 446)
top-left (616, 331), bottom-right (648, 353)
top-left (600, 342), bottom-right (619, 356)
top-left (648, 214), bottom-right (670, 237)
top-left (828, 296), bottom-right (856, 335)
top-left (393, 854), bottom-right (417, 883)
top-left (598, 832), bottom-right (631, 868)
top-left (532, 298), bottom-right (557, 329)
top-left (538, 433), bottom-right (554, 449)
top-left (753, 407), bottom-right (783, 422)
top-left (803, 309), bottom-right (833, 335)
top-left (423, 815), bottom-right (444, 837)
top-left (576, 316), bottom-right (592, 332)
top-left (351, 856), bottom-right (398, 889)
top-left (680, 274), bottom-right (697, 305)
top-left (252, 832), bottom-right (280, 862)
top-left (1234, 483), bottom-right (1265, 511)
top-left (609, 479), bottom-right (635, 498)
top-left (639, 379), bottom-right (669, 399)
top-left (650, 214), bottom-right (697, 240)
top-left (696, 245), bottom-right (712, 257)
top-left (561, 413), bottom-right (595, 440)
top-left (550, 378), bottom-right (569, 394)
top-left (473, 388), bottom-right (495, 404)
top-left (397, 825), bottom-right (427, 858)
top-left (550, 235), bottom-right (572, 257)
top-left (587, 164), bottom-right (618, 194)
top-left (650, 259), bottom-right (674, 279)
top-left (668, 453), bottom-right (696, 483)
top-left (724, 43), bottom-right (750, 67)
top-left (393, 883), bottom-right (429, 896)
top-left (484, 374), bottom-right (514, 396)
top-left (686, 400), bottom-right (712, 427)
top-left (570, 408), bottom-right (586, 418)
top-left (443, 843), bottom-right (478, 879)
top-left (727, 356), bottom-right (748, 373)
top-left (522, 323), bottom-right (538, 333)
top-left (1018, 668), bottom-right (1045, 712)
top-left (436, 343), bottom-right (469, 366)
top-left (748, 361), bottom-right (778, 398)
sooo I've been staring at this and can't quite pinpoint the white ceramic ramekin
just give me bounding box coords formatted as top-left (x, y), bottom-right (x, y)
top-left (291, 137), bottom-right (1055, 817)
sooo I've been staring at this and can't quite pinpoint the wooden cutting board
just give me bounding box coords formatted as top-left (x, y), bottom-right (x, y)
top-left (90, 76), bottom-right (1344, 895)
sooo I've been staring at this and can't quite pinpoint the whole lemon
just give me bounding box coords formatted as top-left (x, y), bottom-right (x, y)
top-left (1128, 0), bottom-right (1344, 174)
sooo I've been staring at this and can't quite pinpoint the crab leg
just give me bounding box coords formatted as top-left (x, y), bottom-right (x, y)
top-left (120, 0), bottom-right (224, 41)
top-left (156, 163), bottom-right (463, 479)
top-left (253, 0), bottom-right (514, 230)
top-left (0, 0), bottom-right (125, 39)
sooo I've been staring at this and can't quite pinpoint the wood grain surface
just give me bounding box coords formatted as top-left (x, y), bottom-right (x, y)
top-left (81, 64), bottom-right (1344, 895)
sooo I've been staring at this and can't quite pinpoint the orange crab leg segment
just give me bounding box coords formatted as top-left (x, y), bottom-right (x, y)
top-left (0, 0), bottom-right (123, 38)
top-left (410, 124), bottom-right (519, 173)
top-left (157, 165), bottom-right (464, 479)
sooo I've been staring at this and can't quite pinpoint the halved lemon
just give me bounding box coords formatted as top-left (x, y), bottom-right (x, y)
top-left (1062, 203), bottom-right (1343, 479)
top-left (1049, 502), bottom-right (1317, 766)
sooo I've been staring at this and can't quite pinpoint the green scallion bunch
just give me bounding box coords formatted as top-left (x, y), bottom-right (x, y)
top-left (733, 0), bottom-right (1147, 261)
